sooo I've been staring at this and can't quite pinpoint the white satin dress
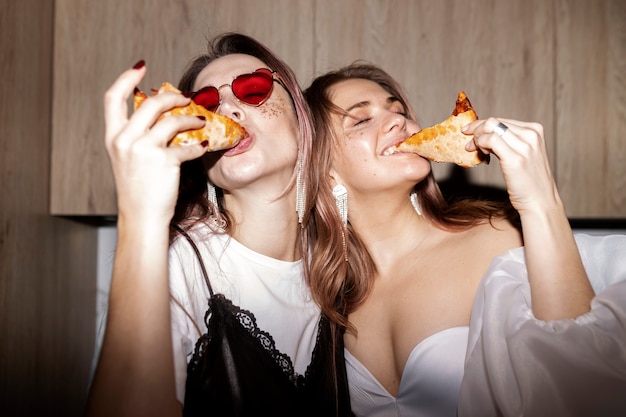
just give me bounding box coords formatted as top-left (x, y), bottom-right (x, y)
top-left (459, 233), bottom-right (626, 417)
top-left (346, 326), bottom-right (468, 417)
top-left (346, 233), bottom-right (626, 417)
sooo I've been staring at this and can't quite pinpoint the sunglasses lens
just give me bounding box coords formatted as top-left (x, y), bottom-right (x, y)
top-left (192, 86), bottom-right (220, 112)
top-left (232, 69), bottom-right (274, 105)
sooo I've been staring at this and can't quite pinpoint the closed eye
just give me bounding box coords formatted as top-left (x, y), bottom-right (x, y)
top-left (389, 97), bottom-right (408, 118)
top-left (354, 117), bottom-right (371, 126)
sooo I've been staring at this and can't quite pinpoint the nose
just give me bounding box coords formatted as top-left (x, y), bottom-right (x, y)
top-left (215, 86), bottom-right (243, 120)
top-left (382, 110), bottom-right (407, 134)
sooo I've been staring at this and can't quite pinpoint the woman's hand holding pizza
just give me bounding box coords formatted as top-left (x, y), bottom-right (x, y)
top-left (463, 117), bottom-right (563, 218)
top-left (103, 62), bottom-right (208, 224)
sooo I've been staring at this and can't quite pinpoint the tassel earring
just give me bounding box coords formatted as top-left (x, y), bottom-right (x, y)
top-left (333, 184), bottom-right (349, 262)
top-left (296, 158), bottom-right (306, 225)
top-left (207, 181), bottom-right (226, 231)
top-left (207, 181), bottom-right (218, 207)
top-left (333, 184), bottom-right (348, 226)
top-left (410, 192), bottom-right (422, 216)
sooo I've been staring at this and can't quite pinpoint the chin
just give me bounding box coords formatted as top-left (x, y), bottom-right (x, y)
top-left (205, 158), bottom-right (254, 190)
top-left (405, 159), bottom-right (432, 179)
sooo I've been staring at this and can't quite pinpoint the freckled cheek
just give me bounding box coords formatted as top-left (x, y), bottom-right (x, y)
top-left (259, 96), bottom-right (288, 119)
top-left (339, 133), bottom-right (378, 178)
top-left (344, 131), bottom-right (363, 140)
top-left (340, 147), bottom-right (371, 172)
top-left (342, 132), bottom-right (371, 158)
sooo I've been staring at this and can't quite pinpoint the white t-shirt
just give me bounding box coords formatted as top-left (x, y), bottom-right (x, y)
top-left (168, 224), bottom-right (320, 403)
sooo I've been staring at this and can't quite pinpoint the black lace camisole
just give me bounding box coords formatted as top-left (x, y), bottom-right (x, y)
top-left (177, 230), bottom-right (354, 417)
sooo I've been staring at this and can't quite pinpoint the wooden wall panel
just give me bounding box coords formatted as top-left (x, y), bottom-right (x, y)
top-left (49, 0), bottom-right (625, 216)
top-left (0, 1), bottom-right (98, 416)
top-left (312, 0), bottom-right (555, 191)
top-left (50, 0), bottom-right (315, 215)
top-left (556, 0), bottom-right (626, 218)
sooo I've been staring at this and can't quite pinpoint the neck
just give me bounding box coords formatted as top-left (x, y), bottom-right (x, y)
top-left (348, 191), bottom-right (431, 270)
top-left (224, 187), bottom-right (300, 262)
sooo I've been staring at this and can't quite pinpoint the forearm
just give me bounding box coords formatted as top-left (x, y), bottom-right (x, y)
top-left (520, 201), bottom-right (595, 321)
top-left (86, 216), bottom-right (181, 417)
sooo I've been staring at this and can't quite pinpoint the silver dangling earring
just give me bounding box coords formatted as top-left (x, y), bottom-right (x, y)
top-left (207, 181), bottom-right (218, 207)
top-left (410, 192), bottom-right (422, 216)
top-left (207, 181), bottom-right (226, 231)
top-left (333, 184), bottom-right (349, 262)
top-left (296, 158), bottom-right (306, 225)
top-left (333, 184), bottom-right (348, 226)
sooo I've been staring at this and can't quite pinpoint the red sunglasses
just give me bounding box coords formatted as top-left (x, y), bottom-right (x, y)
top-left (191, 68), bottom-right (281, 112)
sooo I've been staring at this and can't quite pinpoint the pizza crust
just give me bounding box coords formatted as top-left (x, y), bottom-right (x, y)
top-left (394, 91), bottom-right (489, 168)
top-left (133, 82), bottom-right (247, 151)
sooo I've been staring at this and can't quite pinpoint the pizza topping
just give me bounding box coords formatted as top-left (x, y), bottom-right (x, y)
top-left (392, 91), bottom-right (488, 168)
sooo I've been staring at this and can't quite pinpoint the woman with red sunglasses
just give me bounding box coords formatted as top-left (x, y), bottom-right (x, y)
top-left (86, 33), bottom-right (353, 417)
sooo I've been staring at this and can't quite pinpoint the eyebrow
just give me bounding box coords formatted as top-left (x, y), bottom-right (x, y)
top-left (344, 100), bottom-right (371, 113)
top-left (343, 96), bottom-right (401, 114)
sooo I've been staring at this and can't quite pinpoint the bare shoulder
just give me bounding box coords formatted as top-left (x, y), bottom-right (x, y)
top-left (471, 217), bottom-right (523, 257)
top-left (430, 217), bottom-right (521, 276)
top-left (434, 217), bottom-right (521, 257)
top-left (432, 218), bottom-right (522, 291)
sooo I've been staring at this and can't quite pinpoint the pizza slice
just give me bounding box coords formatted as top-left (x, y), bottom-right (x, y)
top-left (393, 91), bottom-right (488, 168)
top-left (133, 82), bottom-right (247, 151)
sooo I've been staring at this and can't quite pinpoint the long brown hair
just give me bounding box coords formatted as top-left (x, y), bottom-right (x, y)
top-left (304, 62), bottom-right (518, 333)
top-left (170, 33), bottom-right (315, 278)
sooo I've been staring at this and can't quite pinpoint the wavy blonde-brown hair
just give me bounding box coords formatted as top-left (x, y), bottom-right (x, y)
top-left (304, 62), bottom-right (518, 334)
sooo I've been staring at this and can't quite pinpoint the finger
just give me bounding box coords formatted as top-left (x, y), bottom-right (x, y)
top-left (145, 114), bottom-right (207, 148)
top-left (463, 117), bottom-right (538, 136)
top-left (167, 139), bottom-right (210, 163)
top-left (464, 118), bottom-right (521, 161)
top-left (468, 119), bottom-right (553, 189)
top-left (104, 61), bottom-right (147, 144)
top-left (466, 117), bottom-right (515, 140)
top-left (123, 92), bottom-right (193, 145)
top-left (469, 130), bottom-right (518, 162)
top-left (464, 118), bottom-right (535, 154)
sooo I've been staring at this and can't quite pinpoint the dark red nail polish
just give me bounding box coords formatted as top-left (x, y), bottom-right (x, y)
top-left (132, 60), bottom-right (145, 70)
top-left (182, 91), bottom-right (193, 98)
top-left (197, 115), bottom-right (206, 121)
top-left (200, 140), bottom-right (209, 147)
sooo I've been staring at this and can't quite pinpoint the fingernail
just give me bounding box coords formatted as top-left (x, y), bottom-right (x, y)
top-left (132, 60), bottom-right (145, 70)
top-left (182, 91), bottom-right (193, 98)
top-left (465, 141), bottom-right (472, 150)
top-left (200, 140), bottom-right (209, 147)
top-left (197, 115), bottom-right (206, 121)
top-left (461, 124), bottom-right (468, 132)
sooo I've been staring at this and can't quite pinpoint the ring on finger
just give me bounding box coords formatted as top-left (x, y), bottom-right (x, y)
top-left (493, 122), bottom-right (509, 138)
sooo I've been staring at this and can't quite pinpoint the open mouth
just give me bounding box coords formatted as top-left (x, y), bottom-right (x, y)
top-left (382, 137), bottom-right (411, 156)
top-left (223, 135), bottom-right (253, 156)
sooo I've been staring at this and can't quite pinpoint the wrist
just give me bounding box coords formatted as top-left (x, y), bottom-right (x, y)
top-left (517, 193), bottom-right (567, 226)
top-left (116, 213), bottom-right (172, 247)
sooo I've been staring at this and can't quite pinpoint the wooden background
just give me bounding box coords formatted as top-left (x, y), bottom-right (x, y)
top-left (49, 0), bottom-right (626, 218)
top-left (1, 2), bottom-right (97, 417)
top-left (1, 1), bottom-right (625, 416)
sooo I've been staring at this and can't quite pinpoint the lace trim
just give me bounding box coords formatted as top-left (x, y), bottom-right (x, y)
top-left (190, 294), bottom-right (311, 386)
top-left (231, 297), bottom-right (303, 384)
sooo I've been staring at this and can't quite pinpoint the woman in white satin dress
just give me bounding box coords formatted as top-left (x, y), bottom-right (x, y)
top-left (303, 63), bottom-right (626, 417)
